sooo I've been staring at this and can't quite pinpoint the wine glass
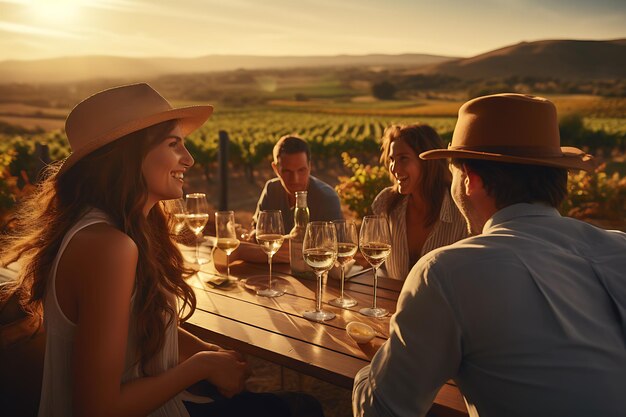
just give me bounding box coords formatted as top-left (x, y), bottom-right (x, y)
top-left (359, 215), bottom-right (391, 317)
top-left (329, 220), bottom-right (358, 308)
top-left (302, 221), bottom-right (338, 322)
top-left (185, 193), bottom-right (210, 265)
top-left (215, 210), bottom-right (240, 280)
top-left (163, 198), bottom-right (186, 235)
top-left (255, 210), bottom-right (285, 297)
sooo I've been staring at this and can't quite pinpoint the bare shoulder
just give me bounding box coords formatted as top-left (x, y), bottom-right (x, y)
top-left (56, 223), bottom-right (139, 321)
top-left (68, 223), bottom-right (138, 263)
top-left (58, 223), bottom-right (138, 288)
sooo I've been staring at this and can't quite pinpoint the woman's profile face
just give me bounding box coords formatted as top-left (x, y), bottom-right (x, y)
top-left (388, 137), bottom-right (421, 196)
top-left (141, 124), bottom-right (194, 210)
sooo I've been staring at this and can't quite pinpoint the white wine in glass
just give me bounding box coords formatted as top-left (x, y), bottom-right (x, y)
top-left (185, 193), bottom-right (209, 265)
top-left (302, 221), bottom-right (337, 322)
top-left (329, 220), bottom-right (358, 308)
top-left (163, 198), bottom-right (186, 235)
top-left (215, 210), bottom-right (240, 281)
top-left (359, 215), bottom-right (391, 317)
top-left (255, 210), bottom-right (285, 297)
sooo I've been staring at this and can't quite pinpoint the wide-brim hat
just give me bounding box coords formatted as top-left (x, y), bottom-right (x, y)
top-left (419, 93), bottom-right (594, 171)
top-left (59, 83), bottom-right (213, 174)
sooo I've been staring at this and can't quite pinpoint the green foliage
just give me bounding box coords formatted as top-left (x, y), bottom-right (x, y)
top-left (335, 152), bottom-right (392, 218)
top-left (371, 81), bottom-right (397, 100)
top-left (562, 164), bottom-right (626, 225)
top-left (560, 114), bottom-right (625, 151)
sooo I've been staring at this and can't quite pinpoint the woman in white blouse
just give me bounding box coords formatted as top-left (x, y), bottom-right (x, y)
top-left (372, 124), bottom-right (468, 280)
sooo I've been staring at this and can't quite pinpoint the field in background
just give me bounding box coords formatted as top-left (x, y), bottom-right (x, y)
top-left (2, 94), bottom-right (625, 231)
top-left (2, 94), bottom-right (625, 132)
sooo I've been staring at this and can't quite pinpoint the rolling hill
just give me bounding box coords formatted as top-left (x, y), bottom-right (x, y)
top-left (422, 38), bottom-right (626, 80)
top-left (0, 53), bottom-right (455, 84)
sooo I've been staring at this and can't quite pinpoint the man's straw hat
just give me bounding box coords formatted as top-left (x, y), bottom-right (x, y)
top-left (60, 83), bottom-right (213, 174)
top-left (420, 93), bottom-right (594, 171)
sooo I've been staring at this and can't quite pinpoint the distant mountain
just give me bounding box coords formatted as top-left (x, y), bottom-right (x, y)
top-left (0, 54), bottom-right (455, 84)
top-left (422, 39), bottom-right (626, 80)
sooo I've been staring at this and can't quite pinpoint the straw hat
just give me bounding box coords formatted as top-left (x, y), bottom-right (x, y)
top-left (419, 93), bottom-right (594, 171)
top-left (60, 83), bottom-right (213, 174)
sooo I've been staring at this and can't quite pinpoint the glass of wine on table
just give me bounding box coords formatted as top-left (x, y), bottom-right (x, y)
top-left (359, 215), bottom-right (391, 318)
top-left (302, 221), bottom-right (338, 322)
top-left (254, 210), bottom-right (286, 297)
top-left (184, 193), bottom-right (210, 266)
top-left (215, 210), bottom-right (240, 282)
top-left (329, 220), bottom-right (358, 308)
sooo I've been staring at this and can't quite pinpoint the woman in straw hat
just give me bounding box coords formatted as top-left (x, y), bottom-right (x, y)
top-left (0, 83), bottom-right (321, 417)
top-left (374, 124), bottom-right (468, 280)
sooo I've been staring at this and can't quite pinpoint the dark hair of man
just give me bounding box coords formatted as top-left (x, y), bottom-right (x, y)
top-left (451, 158), bottom-right (568, 209)
top-left (273, 135), bottom-right (311, 164)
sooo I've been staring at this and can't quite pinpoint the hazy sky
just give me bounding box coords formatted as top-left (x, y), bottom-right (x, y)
top-left (0, 0), bottom-right (624, 61)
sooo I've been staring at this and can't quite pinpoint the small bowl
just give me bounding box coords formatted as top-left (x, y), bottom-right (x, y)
top-left (346, 321), bottom-right (375, 344)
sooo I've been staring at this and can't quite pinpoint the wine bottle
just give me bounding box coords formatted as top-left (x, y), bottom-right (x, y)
top-left (289, 191), bottom-right (314, 279)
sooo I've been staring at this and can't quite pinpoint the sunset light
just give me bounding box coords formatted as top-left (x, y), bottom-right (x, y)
top-left (27, 0), bottom-right (84, 23)
top-left (0, 0), bottom-right (624, 61)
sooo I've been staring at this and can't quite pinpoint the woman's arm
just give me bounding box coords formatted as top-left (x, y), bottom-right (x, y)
top-left (178, 326), bottom-right (220, 363)
top-left (64, 225), bottom-right (247, 417)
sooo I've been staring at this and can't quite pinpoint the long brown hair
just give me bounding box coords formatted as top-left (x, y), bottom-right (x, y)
top-left (379, 124), bottom-right (451, 226)
top-left (0, 120), bottom-right (196, 371)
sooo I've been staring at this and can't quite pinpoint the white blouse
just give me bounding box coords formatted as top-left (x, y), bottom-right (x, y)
top-left (38, 209), bottom-right (191, 417)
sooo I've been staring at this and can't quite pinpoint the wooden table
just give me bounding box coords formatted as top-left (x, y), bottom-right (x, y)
top-left (182, 248), bottom-right (468, 417)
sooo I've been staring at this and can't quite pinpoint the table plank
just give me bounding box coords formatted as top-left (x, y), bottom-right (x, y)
top-left (184, 247), bottom-right (468, 416)
top-left (189, 273), bottom-right (394, 338)
top-left (183, 308), bottom-right (369, 389)
top-left (190, 276), bottom-right (385, 361)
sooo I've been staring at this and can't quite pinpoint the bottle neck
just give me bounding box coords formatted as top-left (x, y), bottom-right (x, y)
top-left (295, 191), bottom-right (308, 209)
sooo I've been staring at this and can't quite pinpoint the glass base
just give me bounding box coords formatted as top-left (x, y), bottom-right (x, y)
top-left (303, 310), bottom-right (336, 322)
top-left (257, 287), bottom-right (285, 298)
top-left (329, 297), bottom-right (357, 308)
top-left (359, 307), bottom-right (388, 318)
top-left (242, 276), bottom-right (289, 297)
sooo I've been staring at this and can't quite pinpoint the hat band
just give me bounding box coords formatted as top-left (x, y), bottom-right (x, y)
top-left (449, 144), bottom-right (564, 158)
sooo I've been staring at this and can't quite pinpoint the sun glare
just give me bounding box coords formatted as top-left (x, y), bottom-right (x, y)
top-left (27, 0), bottom-right (84, 23)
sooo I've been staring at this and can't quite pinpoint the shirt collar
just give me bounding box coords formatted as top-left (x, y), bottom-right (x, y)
top-left (483, 203), bottom-right (561, 233)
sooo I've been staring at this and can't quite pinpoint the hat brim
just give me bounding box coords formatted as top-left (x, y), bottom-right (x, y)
top-left (420, 146), bottom-right (595, 172)
top-left (59, 104), bottom-right (213, 175)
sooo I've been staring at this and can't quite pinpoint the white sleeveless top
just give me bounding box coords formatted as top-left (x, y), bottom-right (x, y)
top-left (38, 209), bottom-right (191, 417)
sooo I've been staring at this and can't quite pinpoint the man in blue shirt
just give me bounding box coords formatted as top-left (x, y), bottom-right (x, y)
top-left (236, 135), bottom-right (343, 263)
top-left (353, 93), bottom-right (626, 417)
top-left (252, 135), bottom-right (343, 232)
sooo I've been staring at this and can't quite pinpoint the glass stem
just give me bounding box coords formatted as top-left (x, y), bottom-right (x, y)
top-left (340, 265), bottom-right (345, 299)
top-left (372, 266), bottom-right (378, 309)
top-left (316, 273), bottom-right (323, 312)
top-left (226, 254), bottom-right (230, 278)
top-left (268, 254), bottom-right (273, 290)
top-left (195, 235), bottom-right (201, 265)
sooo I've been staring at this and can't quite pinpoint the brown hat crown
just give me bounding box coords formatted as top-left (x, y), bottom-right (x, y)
top-left (419, 93), bottom-right (594, 171)
top-left (60, 83), bottom-right (213, 174)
